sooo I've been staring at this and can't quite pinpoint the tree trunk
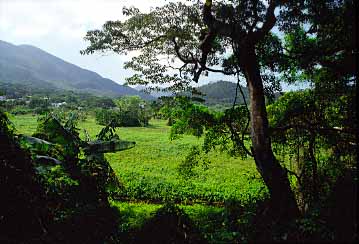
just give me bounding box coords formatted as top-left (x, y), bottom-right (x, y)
top-left (309, 134), bottom-right (319, 203)
top-left (239, 46), bottom-right (299, 221)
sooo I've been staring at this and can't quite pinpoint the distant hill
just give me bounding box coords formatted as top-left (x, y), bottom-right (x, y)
top-left (134, 81), bottom-right (249, 105)
top-left (197, 80), bottom-right (249, 105)
top-left (0, 40), bottom-right (153, 100)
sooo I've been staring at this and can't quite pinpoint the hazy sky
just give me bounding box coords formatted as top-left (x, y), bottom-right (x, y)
top-left (0, 0), bottom-right (305, 90)
top-left (0, 0), bottom-right (168, 84)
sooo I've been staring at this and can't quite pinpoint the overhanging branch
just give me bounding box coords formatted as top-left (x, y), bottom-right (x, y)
top-left (249, 0), bottom-right (278, 44)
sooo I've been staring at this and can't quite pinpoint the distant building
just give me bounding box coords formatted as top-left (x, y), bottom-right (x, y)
top-left (51, 102), bottom-right (67, 108)
top-left (0, 95), bottom-right (6, 101)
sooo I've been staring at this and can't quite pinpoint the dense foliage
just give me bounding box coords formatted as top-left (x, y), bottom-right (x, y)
top-left (0, 110), bottom-right (136, 242)
top-left (1, 0), bottom-right (356, 243)
top-left (197, 81), bottom-right (249, 106)
top-left (95, 96), bottom-right (152, 127)
top-left (0, 81), bottom-right (118, 115)
top-left (0, 110), bottom-right (50, 243)
top-left (80, 0), bottom-right (356, 240)
top-left (267, 89), bottom-right (357, 241)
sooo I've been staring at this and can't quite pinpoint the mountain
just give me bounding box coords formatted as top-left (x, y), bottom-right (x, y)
top-left (133, 80), bottom-right (249, 105)
top-left (0, 40), bottom-right (153, 99)
top-left (197, 80), bottom-right (249, 105)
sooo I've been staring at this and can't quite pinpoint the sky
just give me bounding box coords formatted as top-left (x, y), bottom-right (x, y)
top-left (0, 0), bottom-right (306, 90)
top-left (0, 0), bottom-right (170, 85)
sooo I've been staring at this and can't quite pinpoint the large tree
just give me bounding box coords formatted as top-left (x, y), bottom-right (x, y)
top-left (81, 0), bottom-right (355, 221)
top-left (269, 0), bottom-right (357, 210)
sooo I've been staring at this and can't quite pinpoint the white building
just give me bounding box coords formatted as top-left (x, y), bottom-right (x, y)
top-left (51, 102), bottom-right (67, 108)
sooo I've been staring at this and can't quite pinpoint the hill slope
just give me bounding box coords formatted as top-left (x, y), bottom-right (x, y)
top-left (197, 80), bottom-right (249, 105)
top-left (0, 40), bottom-right (152, 99)
top-left (134, 81), bottom-right (249, 105)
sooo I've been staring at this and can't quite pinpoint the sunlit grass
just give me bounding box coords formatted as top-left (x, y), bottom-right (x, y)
top-left (111, 201), bottom-right (244, 243)
top-left (10, 114), bottom-right (266, 204)
top-left (10, 113), bottom-right (268, 243)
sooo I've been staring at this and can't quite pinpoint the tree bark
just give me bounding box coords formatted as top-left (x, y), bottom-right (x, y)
top-left (239, 46), bottom-right (299, 221)
top-left (202, 0), bottom-right (299, 221)
top-left (309, 134), bottom-right (319, 203)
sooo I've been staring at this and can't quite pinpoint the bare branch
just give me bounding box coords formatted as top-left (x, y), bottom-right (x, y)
top-left (285, 168), bottom-right (302, 185)
top-left (270, 123), bottom-right (358, 137)
top-left (203, 66), bottom-right (235, 75)
top-left (227, 120), bottom-right (253, 157)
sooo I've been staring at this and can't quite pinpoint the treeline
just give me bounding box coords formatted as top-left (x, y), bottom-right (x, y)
top-left (0, 81), bottom-right (115, 114)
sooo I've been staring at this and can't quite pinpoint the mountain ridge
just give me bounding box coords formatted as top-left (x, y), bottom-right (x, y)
top-left (0, 40), bottom-right (153, 100)
top-left (134, 81), bottom-right (249, 105)
top-left (197, 80), bottom-right (249, 105)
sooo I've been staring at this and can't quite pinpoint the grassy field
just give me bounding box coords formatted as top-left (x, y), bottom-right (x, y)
top-left (10, 113), bottom-right (267, 242)
top-left (10, 114), bottom-right (266, 204)
top-left (112, 201), bottom-right (248, 243)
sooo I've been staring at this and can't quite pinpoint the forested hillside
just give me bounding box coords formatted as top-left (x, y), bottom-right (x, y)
top-left (197, 80), bottom-right (249, 105)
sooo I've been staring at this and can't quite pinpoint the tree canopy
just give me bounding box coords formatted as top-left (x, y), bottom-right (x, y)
top-left (82, 0), bottom-right (356, 224)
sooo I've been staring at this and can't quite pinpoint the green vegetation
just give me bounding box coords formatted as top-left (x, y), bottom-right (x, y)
top-left (96, 96), bottom-right (152, 127)
top-left (1, 111), bottom-right (129, 243)
top-left (8, 98), bottom-right (355, 243)
top-left (7, 112), bottom-right (267, 243)
top-left (0, 82), bottom-right (120, 114)
top-left (12, 114), bottom-right (265, 205)
top-left (4, 88), bottom-right (357, 243)
top-left (82, 1), bottom-right (356, 241)
top-left (197, 80), bottom-right (249, 106)
top-left (1, 0), bottom-right (356, 243)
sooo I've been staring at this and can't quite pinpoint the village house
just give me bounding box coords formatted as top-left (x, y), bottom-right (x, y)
top-left (51, 102), bottom-right (67, 108)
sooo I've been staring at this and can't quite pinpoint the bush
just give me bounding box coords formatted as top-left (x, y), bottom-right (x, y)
top-left (130, 203), bottom-right (206, 244)
top-left (20, 112), bottom-right (124, 242)
top-left (10, 106), bottom-right (32, 115)
top-left (0, 111), bottom-right (51, 243)
top-left (95, 109), bottom-right (123, 126)
top-left (95, 96), bottom-right (152, 127)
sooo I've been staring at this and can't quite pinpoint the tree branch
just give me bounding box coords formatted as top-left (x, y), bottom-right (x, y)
top-left (270, 123), bottom-right (357, 136)
top-left (203, 0), bottom-right (234, 37)
top-left (249, 0), bottom-right (278, 44)
top-left (204, 66), bottom-right (235, 75)
top-left (285, 168), bottom-right (302, 185)
top-left (172, 37), bottom-right (197, 64)
top-left (227, 120), bottom-right (253, 157)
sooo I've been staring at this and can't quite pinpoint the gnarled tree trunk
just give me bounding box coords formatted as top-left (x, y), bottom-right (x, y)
top-left (240, 46), bottom-right (299, 221)
top-left (201, 0), bottom-right (299, 222)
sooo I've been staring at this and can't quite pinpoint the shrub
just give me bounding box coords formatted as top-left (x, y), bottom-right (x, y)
top-left (95, 96), bottom-right (152, 127)
top-left (131, 203), bottom-right (206, 244)
top-left (10, 106), bottom-right (32, 115)
top-left (95, 109), bottom-right (123, 126)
